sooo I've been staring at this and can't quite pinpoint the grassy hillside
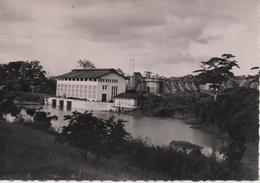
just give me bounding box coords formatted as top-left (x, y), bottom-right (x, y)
top-left (0, 121), bottom-right (159, 180)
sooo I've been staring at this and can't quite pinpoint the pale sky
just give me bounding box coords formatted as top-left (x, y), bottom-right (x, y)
top-left (0, 0), bottom-right (259, 77)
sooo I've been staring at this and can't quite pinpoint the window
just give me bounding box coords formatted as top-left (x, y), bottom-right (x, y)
top-left (111, 86), bottom-right (118, 100)
top-left (79, 85), bottom-right (83, 98)
top-left (64, 84), bottom-right (67, 96)
top-left (68, 84), bottom-right (72, 97)
top-left (102, 85), bottom-right (107, 90)
top-left (83, 85), bottom-right (87, 98)
top-left (93, 85), bottom-right (97, 99)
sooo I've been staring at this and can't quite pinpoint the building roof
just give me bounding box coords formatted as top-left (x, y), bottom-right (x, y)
top-left (56, 68), bottom-right (126, 79)
top-left (115, 92), bottom-right (141, 99)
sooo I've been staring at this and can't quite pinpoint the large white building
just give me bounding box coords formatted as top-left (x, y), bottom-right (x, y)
top-left (56, 68), bottom-right (126, 102)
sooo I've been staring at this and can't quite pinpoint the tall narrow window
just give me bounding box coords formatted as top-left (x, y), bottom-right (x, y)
top-left (111, 86), bottom-right (118, 100)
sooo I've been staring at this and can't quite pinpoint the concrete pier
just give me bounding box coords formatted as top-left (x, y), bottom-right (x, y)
top-left (46, 97), bottom-right (113, 111)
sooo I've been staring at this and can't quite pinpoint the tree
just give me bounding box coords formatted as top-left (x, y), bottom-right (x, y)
top-left (23, 60), bottom-right (46, 79)
top-left (31, 111), bottom-right (57, 131)
top-left (250, 66), bottom-right (259, 70)
top-left (0, 60), bottom-right (46, 82)
top-left (0, 90), bottom-right (21, 118)
top-left (219, 132), bottom-right (246, 170)
top-left (56, 111), bottom-right (129, 159)
top-left (77, 59), bottom-right (96, 69)
top-left (248, 66), bottom-right (259, 87)
top-left (193, 54), bottom-right (240, 101)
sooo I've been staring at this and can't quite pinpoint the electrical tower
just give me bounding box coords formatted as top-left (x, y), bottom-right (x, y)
top-left (127, 57), bottom-right (135, 76)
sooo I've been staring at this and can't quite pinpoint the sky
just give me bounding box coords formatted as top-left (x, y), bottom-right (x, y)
top-left (0, 0), bottom-right (259, 77)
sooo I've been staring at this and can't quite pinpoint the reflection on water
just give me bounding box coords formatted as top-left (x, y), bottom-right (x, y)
top-left (42, 105), bottom-right (220, 157)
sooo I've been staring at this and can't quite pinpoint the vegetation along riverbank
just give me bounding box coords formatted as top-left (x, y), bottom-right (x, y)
top-left (0, 58), bottom-right (258, 180)
top-left (0, 101), bottom-right (258, 180)
top-left (130, 87), bottom-right (259, 175)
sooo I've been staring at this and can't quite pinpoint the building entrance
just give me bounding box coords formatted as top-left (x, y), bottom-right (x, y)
top-left (101, 94), bottom-right (107, 102)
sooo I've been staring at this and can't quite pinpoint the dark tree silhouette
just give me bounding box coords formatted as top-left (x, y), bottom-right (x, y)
top-left (56, 111), bottom-right (129, 160)
top-left (77, 59), bottom-right (96, 69)
top-left (0, 60), bottom-right (46, 82)
top-left (193, 54), bottom-right (240, 100)
top-left (250, 66), bottom-right (259, 70)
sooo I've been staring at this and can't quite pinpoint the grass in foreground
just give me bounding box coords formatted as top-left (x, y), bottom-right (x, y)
top-left (0, 121), bottom-right (160, 180)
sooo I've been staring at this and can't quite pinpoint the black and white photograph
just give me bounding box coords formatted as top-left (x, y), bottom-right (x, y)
top-left (0, 0), bottom-right (259, 181)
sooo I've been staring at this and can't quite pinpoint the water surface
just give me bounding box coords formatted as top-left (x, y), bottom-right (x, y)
top-left (42, 105), bottom-right (220, 156)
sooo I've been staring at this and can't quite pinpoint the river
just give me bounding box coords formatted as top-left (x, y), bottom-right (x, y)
top-left (41, 105), bottom-right (220, 157)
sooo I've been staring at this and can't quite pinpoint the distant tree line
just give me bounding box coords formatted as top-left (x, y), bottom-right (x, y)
top-left (0, 60), bottom-right (56, 94)
top-left (0, 60), bottom-right (46, 81)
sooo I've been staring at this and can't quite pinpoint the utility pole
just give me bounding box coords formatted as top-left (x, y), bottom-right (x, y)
top-left (127, 57), bottom-right (135, 76)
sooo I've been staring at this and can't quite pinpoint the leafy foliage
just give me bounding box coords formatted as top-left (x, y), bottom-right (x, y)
top-left (138, 87), bottom-right (258, 166)
top-left (0, 60), bottom-right (56, 94)
top-left (0, 60), bottom-right (46, 82)
top-left (57, 111), bottom-right (129, 158)
top-left (77, 59), bottom-right (96, 69)
top-left (0, 92), bottom-right (21, 118)
top-left (54, 110), bottom-right (257, 180)
top-left (138, 92), bottom-right (207, 117)
top-left (31, 111), bottom-right (57, 131)
top-left (121, 138), bottom-right (252, 180)
top-left (194, 54), bottom-right (240, 92)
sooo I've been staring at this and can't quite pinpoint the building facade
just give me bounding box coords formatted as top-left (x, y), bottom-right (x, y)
top-left (126, 71), bottom-right (161, 94)
top-left (56, 69), bottom-right (126, 102)
top-left (114, 93), bottom-right (140, 111)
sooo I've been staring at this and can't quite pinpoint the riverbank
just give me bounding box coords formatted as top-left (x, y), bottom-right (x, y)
top-left (0, 120), bottom-right (162, 180)
top-left (2, 89), bottom-right (258, 179)
top-left (122, 104), bottom-right (258, 177)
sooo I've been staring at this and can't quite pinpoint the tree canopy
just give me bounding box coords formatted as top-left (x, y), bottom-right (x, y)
top-left (77, 59), bottom-right (96, 69)
top-left (0, 60), bottom-right (46, 82)
top-left (193, 54), bottom-right (240, 92)
top-left (57, 111), bottom-right (129, 159)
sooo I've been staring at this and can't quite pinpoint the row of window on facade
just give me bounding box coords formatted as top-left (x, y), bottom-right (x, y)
top-left (57, 84), bottom-right (98, 99)
top-left (57, 77), bottom-right (118, 83)
top-left (99, 78), bottom-right (118, 83)
top-left (57, 83), bottom-right (119, 100)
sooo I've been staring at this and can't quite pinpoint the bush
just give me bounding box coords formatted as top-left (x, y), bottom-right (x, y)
top-left (56, 111), bottom-right (130, 159)
top-left (139, 88), bottom-right (258, 163)
top-left (55, 110), bottom-right (256, 180)
top-left (32, 111), bottom-right (53, 131)
top-left (15, 111), bottom-right (57, 132)
top-left (120, 138), bottom-right (248, 180)
top-left (0, 94), bottom-right (21, 118)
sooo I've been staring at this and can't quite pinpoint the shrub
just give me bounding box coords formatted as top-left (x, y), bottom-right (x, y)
top-left (0, 95), bottom-right (21, 118)
top-left (32, 111), bottom-right (57, 131)
top-left (56, 111), bottom-right (130, 159)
